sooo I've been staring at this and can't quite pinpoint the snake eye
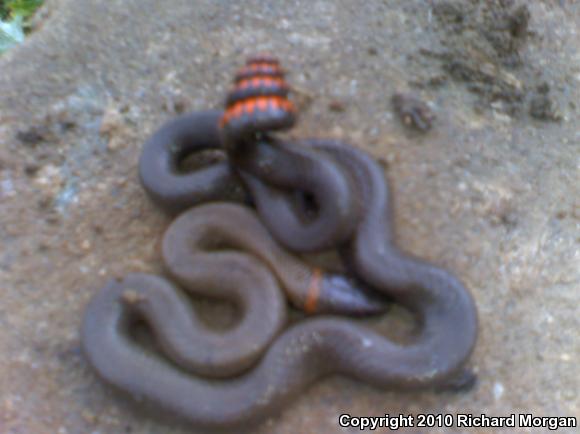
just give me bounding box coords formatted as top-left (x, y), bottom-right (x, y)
top-left (220, 55), bottom-right (296, 141)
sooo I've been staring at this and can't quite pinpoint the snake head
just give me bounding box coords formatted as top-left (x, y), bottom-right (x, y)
top-left (220, 55), bottom-right (297, 146)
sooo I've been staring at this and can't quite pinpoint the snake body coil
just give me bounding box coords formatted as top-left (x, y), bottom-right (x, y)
top-left (82, 55), bottom-right (478, 429)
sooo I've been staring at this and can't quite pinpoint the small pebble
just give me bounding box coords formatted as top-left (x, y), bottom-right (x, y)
top-left (328, 100), bottom-right (346, 112)
top-left (392, 92), bottom-right (436, 132)
top-left (493, 382), bottom-right (505, 400)
top-left (122, 289), bottom-right (145, 304)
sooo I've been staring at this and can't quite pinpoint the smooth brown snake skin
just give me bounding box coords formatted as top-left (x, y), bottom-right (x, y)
top-left (82, 56), bottom-right (478, 429)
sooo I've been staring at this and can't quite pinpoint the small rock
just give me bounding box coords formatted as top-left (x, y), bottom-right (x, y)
top-left (493, 382), bottom-right (505, 400)
top-left (106, 136), bottom-right (124, 151)
top-left (529, 94), bottom-right (562, 122)
top-left (24, 163), bottom-right (41, 177)
top-left (392, 92), bottom-right (436, 132)
top-left (328, 100), bottom-right (346, 112)
top-left (122, 289), bottom-right (145, 304)
top-left (509, 4), bottom-right (531, 38)
top-left (100, 105), bottom-right (124, 137)
top-left (16, 126), bottom-right (50, 146)
top-left (162, 94), bottom-right (190, 114)
top-left (560, 353), bottom-right (571, 362)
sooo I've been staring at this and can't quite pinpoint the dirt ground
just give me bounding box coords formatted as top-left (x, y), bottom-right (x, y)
top-left (0, 0), bottom-right (578, 433)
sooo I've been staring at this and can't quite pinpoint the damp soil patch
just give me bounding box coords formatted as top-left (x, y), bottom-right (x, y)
top-left (411, 0), bottom-right (562, 121)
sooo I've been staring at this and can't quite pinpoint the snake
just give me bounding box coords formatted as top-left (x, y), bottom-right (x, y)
top-left (82, 55), bottom-right (478, 429)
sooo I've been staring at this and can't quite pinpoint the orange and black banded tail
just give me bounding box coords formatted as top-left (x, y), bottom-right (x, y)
top-left (220, 55), bottom-right (296, 142)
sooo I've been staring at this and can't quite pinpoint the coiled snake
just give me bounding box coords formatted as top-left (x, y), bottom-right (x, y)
top-left (82, 55), bottom-right (478, 429)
